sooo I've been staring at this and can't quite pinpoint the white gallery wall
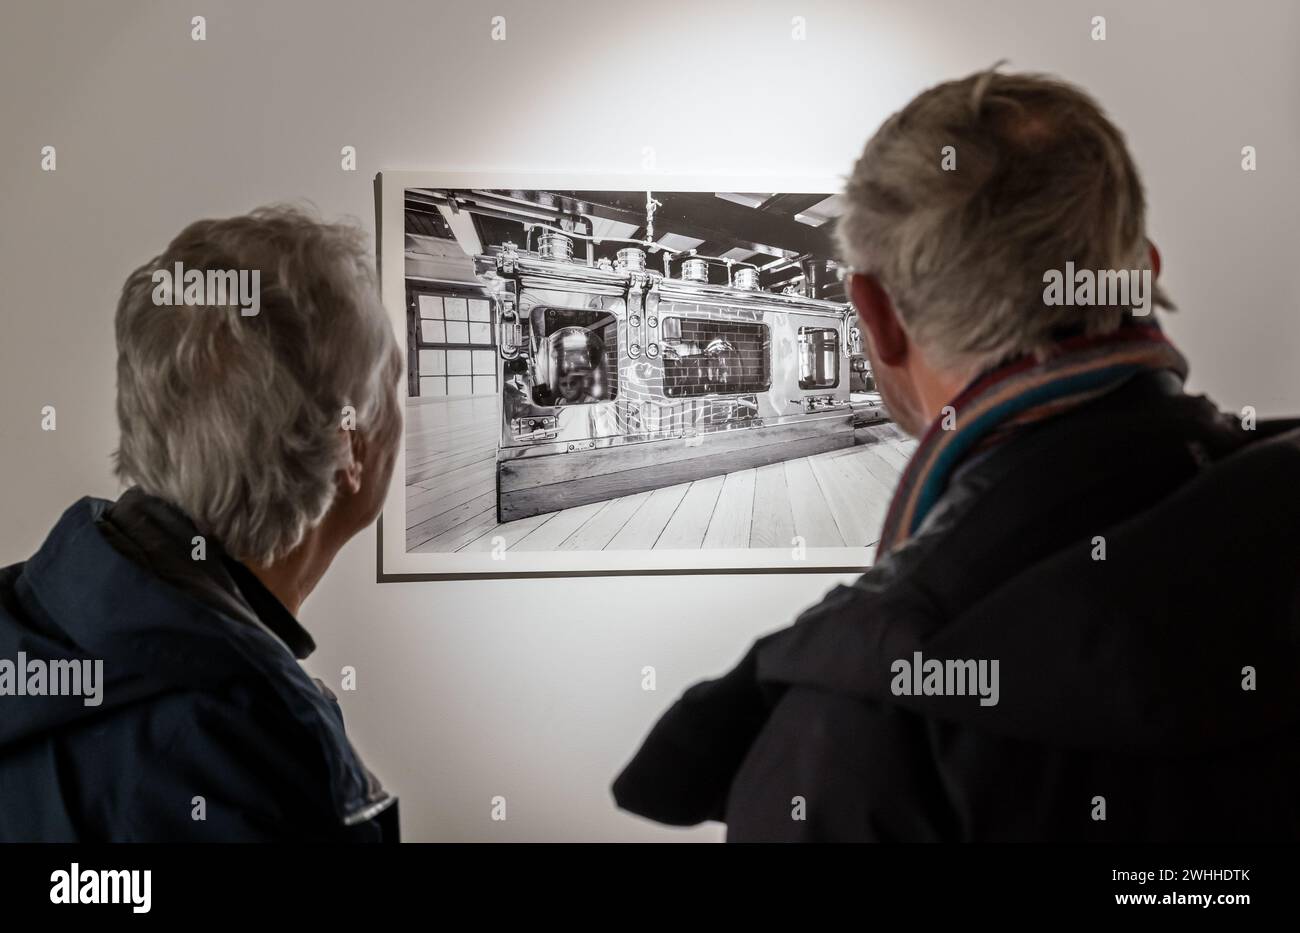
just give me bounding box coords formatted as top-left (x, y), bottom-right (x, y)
top-left (1, 0), bottom-right (1297, 841)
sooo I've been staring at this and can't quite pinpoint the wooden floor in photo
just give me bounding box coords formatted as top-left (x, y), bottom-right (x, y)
top-left (404, 395), bottom-right (916, 553)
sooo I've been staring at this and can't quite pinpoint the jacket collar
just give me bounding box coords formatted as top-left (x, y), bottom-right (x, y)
top-left (97, 488), bottom-right (316, 660)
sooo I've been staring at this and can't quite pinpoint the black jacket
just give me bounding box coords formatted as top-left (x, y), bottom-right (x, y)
top-left (0, 488), bottom-right (397, 841)
top-left (614, 372), bottom-right (1300, 841)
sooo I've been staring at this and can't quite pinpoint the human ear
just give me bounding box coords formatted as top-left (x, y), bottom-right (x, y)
top-left (848, 272), bottom-right (909, 367)
top-left (338, 429), bottom-right (365, 496)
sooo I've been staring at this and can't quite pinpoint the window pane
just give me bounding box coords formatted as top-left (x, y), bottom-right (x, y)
top-left (420, 319), bottom-right (446, 344)
top-left (468, 299), bottom-right (491, 322)
top-left (446, 349), bottom-right (472, 376)
top-left (419, 376), bottom-right (446, 396)
top-left (418, 349), bottom-right (445, 376)
top-left (443, 297), bottom-right (468, 321)
top-left (472, 376), bottom-right (496, 395)
top-left (661, 318), bottom-right (770, 398)
top-left (447, 376), bottom-right (473, 396)
top-left (798, 327), bottom-right (839, 389)
top-left (472, 349), bottom-right (495, 375)
top-left (468, 322), bottom-right (492, 345)
top-left (418, 295), bottom-right (443, 319)
top-left (445, 321), bottom-right (469, 344)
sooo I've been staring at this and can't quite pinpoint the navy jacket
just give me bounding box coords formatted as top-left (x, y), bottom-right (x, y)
top-left (0, 489), bottom-right (397, 841)
top-left (615, 373), bottom-right (1300, 841)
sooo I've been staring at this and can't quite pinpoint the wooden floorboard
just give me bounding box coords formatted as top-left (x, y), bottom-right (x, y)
top-left (405, 439), bottom-right (498, 473)
top-left (404, 396), bottom-right (909, 554)
top-left (560, 492), bottom-right (653, 551)
top-left (785, 457), bottom-right (844, 547)
top-left (607, 483), bottom-right (691, 550)
top-left (409, 460), bottom-right (494, 505)
top-left (654, 475), bottom-right (725, 550)
top-left (750, 461), bottom-right (797, 549)
top-left (810, 455), bottom-right (876, 547)
top-left (406, 447), bottom-right (498, 486)
top-left (406, 490), bottom-right (495, 550)
top-left (512, 500), bottom-right (608, 551)
top-left (459, 511), bottom-right (556, 551)
top-left (406, 473), bottom-right (495, 528)
top-left (872, 441), bottom-right (912, 472)
top-left (702, 469), bottom-right (756, 549)
top-left (857, 445), bottom-right (903, 488)
top-left (410, 507), bottom-right (497, 553)
top-left (836, 449), bottom-right (897, 538)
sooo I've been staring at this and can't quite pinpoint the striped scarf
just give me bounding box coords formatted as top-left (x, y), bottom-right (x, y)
top-left (877, 323), bottom-right (1188, 555)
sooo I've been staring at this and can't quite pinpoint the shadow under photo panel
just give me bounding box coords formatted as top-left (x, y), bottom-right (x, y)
top-left (377, 172), bottom-right (908, 579)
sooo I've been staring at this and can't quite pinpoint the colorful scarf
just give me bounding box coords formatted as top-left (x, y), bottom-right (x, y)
top-left (877, 323), bottom-right (1188, 554)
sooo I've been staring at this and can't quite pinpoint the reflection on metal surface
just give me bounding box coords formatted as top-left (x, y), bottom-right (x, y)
top-left (469, 220), bottom-right (870, 519)
top-left (538, 232), bottom-right (573, 262)
top-left (798, 326), bottom-right (840, 390)
top-left (616, 247), bottom-right (646, 272)
top-left (485, 245), bottom-right (856, 454)
top-left (536, 326), bottom-right (608, 406)
top-left (405, 186), bottom-right (893, 526)
top-left (680, 257), bottom-right (709, 282)
top-left (661, 321), bottom-right (769, 398)
top-left (850, 390), bottom-right (888, 425)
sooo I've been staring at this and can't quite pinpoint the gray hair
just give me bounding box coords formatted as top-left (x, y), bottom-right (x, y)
top-left (113, 204), bottom-right (403, 564)
top-left (837, 66), bottom-right (1173, 376)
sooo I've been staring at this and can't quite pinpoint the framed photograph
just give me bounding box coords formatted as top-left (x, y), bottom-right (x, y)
top-left (375, 172), bottom-right (908, 580)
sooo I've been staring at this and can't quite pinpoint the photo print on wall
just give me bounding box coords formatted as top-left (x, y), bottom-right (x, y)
top-left (376, 173), bottom-right (911, 579)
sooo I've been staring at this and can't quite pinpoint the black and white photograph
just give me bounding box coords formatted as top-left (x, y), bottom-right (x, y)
top-left (382, 176), bottom-right (907, 577)
top-left (5, 0), bottom-right (1300, 909)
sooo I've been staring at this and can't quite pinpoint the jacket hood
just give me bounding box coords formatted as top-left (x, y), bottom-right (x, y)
top-left (758, 425), bottom-right (1300, 755)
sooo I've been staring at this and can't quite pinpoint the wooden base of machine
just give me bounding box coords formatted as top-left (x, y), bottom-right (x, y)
top-left (497, 415), bottom-right (855, 522)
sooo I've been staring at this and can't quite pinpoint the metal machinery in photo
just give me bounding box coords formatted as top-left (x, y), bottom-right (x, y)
top-left (405, 188), bottom-right (886, 522)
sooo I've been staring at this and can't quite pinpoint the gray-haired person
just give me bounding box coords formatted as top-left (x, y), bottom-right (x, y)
top-left (0, 206), bottom-right (404, 841)
top-left (615, 68), bottom-right (1300, 841)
